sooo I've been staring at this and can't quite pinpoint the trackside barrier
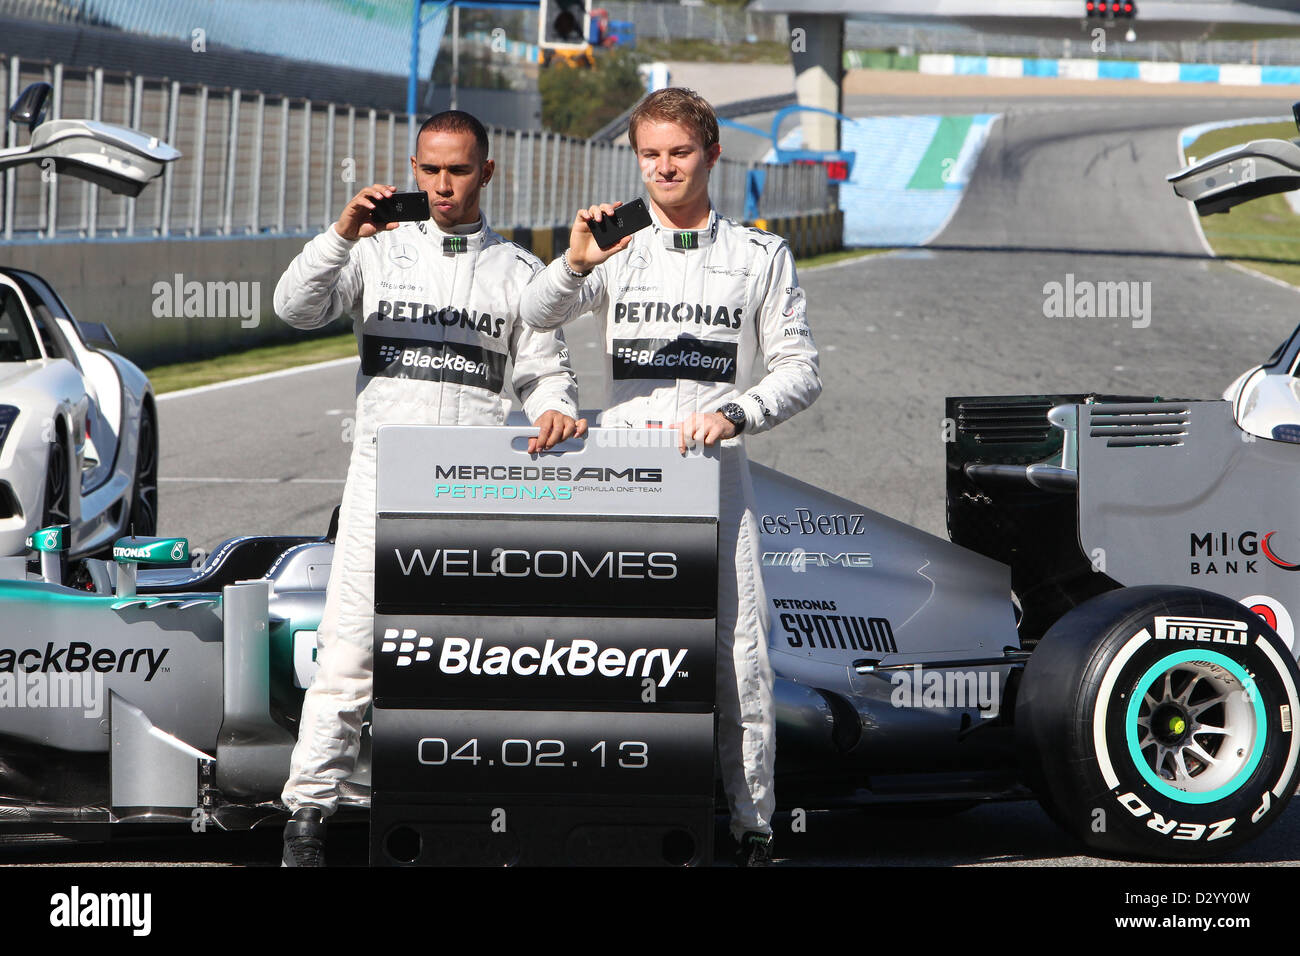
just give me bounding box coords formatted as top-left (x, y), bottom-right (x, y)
top-left (751, 209), bottom-right (844, 259)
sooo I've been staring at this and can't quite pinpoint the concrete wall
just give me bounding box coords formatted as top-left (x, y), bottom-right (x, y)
top-left (2, 234), bottom-right (336, 368)
top-left (4, 207), bottom-right (844, 370)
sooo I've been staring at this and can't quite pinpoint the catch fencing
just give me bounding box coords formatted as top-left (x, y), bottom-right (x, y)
top-left (1, 54), bottom-right (830, 242)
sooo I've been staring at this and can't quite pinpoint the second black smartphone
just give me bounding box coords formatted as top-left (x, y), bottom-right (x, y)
top-left (589, 198), bottom-right (652, 249)
top-left (370, 191), bottom-right (430, 224)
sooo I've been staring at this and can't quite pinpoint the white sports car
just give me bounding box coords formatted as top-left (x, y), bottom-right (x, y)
top-left (0, 81), bottom-right (177, 566)
top-left (0, 267), bottom-right (156, 561)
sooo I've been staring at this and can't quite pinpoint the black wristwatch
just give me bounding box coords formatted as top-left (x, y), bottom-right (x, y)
top-left (717, 402), bottom-right (747, 434)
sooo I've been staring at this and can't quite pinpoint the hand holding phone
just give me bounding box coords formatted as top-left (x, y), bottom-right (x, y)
top-left (370, 191), bottom-right (431, 225)
top-left (335, 184), bottom-right (406, 240)
top-left (589, 197), bottom-right (652, 249)
top-left (567, 199), bottom-right (650, 273)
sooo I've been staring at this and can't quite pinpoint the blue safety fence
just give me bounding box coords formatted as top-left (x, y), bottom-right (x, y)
top-left (913, 53), bottom-right (1300, 88)
top-left (5, 0), bottom-right (448, 78)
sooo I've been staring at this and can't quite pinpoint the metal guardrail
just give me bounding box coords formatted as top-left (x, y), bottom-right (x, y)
top-left (0, 55), bottom-right (830, 241)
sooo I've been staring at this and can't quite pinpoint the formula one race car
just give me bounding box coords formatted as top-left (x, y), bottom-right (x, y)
top-left (4, 362), bottom-right (1300, 863)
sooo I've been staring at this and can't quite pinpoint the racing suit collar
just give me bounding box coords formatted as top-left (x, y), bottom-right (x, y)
top-left (416, 215), bottom-right (487, 255)
top-left (648, 203), bottom-right (718, 251)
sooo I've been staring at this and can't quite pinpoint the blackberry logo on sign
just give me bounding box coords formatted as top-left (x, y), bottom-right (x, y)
top-left (380, 632), bottom-right (689, 687)
top-left (362, 335), bottom-right (506, 391)
top-left (612, 337), bottom-right (738, 383)
top-left (380, 628), bottom-right (434, 666)
top-left (373, 616), bottom-right (716, 706)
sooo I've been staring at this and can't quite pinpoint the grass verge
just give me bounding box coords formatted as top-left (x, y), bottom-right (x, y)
top-left (798, 246), bottom-right (892, 270)
top-left (145, 331), bottom-right (357, 394)
top-left (1185, 121), bottom-right (1300, 289)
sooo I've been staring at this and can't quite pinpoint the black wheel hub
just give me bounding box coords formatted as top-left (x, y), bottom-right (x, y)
top-left (1150, 702), bottom-right (1191, 746)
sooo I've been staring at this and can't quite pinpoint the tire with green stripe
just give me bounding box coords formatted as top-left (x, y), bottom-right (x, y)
top-left (1017, 585), bottom-right (1300, 860)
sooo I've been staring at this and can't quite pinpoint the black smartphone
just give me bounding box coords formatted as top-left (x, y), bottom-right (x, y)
top-left (589, 197), bottom-right (652, 250)
top-left (370, 191), bottom-right (430, 224)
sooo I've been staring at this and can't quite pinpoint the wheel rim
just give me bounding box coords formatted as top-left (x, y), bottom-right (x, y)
top-left (131, 410), bottom-right (157, 536)
top-left (1125, 649), bottom-right (1265, 804)
top-left (44, 439), bottom-right (69, 526)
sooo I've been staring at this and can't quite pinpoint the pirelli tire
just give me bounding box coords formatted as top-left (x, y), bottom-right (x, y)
top-left (1017, 585), bottom-right (1300, 860)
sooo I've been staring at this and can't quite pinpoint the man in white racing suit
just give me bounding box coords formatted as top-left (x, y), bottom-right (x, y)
top-left (520, 88), bottom-right (821, 865)
top-left (276, 111), bottom-right (584, 866)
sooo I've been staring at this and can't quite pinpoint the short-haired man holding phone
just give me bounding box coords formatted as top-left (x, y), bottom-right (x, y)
top-left (520, 88), bottom-right (822, 865)
top-left (275, 110), bottom-right (585, 866)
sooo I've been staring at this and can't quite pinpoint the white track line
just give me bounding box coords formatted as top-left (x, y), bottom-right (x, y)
top-left (155, 355), bottom-right (358, 402)
top-left (803, 250), bottom-right (905, 274)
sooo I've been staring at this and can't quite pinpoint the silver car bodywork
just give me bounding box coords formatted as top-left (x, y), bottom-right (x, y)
top-left (0, 268), bottom-right (155, 558)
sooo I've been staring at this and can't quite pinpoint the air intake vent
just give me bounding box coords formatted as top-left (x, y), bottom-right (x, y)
top-left (1088, 403), bottom-right (1189, 447)
top-left (955, 400), bottom-right (1053, 444)
top-left (0, 482), bottom-right (18, 520)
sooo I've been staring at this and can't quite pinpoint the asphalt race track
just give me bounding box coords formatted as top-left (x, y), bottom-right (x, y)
top-left (133, 90), bottom-right (1300, 867)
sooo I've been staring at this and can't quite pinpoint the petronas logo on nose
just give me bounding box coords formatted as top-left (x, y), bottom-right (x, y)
top-left (674, 232), bottom-right (696, 250)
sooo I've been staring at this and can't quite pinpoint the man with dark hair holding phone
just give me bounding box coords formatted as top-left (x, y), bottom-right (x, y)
top-left (274, 109), bottom-right (585, 866)
top-left (520, 88), bottom-right (821, 866)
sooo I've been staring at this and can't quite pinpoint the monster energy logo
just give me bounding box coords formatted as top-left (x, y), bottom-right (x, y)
top-left (673, 232), bottom-right (697, 250)
top-left (442, 236), bottom-right (468, 254)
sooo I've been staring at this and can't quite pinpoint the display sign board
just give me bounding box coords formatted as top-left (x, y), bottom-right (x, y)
top-left (370, 426), bottom-right (720, 866)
